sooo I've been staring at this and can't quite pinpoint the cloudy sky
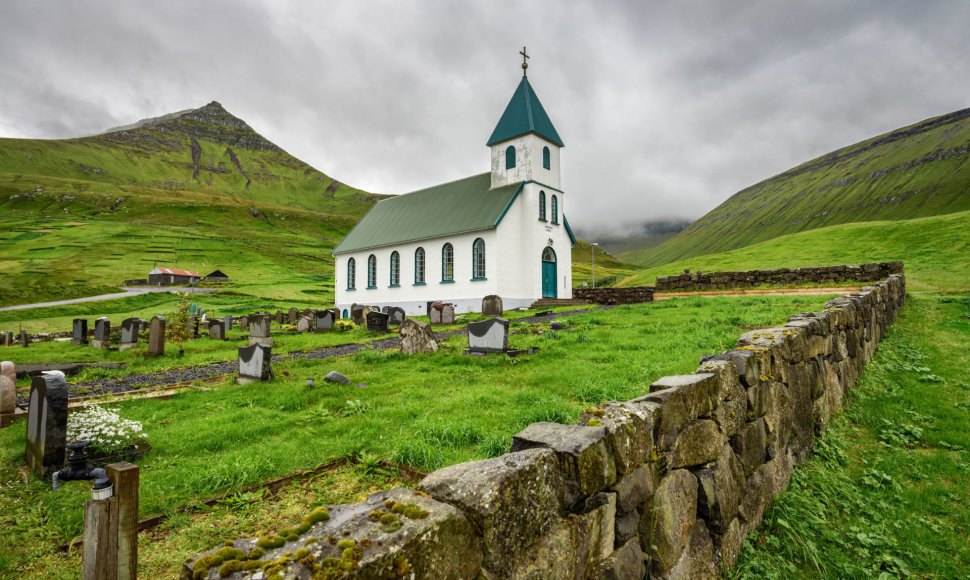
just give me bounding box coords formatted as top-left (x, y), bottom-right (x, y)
top-left (2, 1), bottom-right (969, 236)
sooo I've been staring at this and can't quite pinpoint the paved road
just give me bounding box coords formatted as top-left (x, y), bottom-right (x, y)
top-left (0, 287), bottom-right (218, 312)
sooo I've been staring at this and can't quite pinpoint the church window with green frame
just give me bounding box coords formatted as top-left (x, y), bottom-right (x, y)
top-left (472, 238), bottom-right (486, 280)
top-left (543, 146), bottom-right (550, 169)
top-left (389, 251), bottom-right (400, 286)
top-left (346, 257), bottom-right (356, 290)
top-left (506, 145), bottom-right (516, 169)
top-left (539, 191), bottom-right (546, 220)
top-left (551, 195), bottom-right (559, 224)
top-left (367, 254), bottom-right (377, 288)
top-left (414, 247), bottom-right (426, 284)
top-left (441, 243), bottom-right (454, 282)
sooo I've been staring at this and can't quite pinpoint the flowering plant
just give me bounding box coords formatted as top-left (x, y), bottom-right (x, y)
top-left (335, 320), bottom-right (355, 332)
top-left (67, 406), bottom-right (148, 456)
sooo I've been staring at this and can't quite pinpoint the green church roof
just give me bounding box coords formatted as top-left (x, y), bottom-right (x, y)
top-left (331, 173), bottom-right (523, 255)
top-left (486, 76), bottom-right (564, 147)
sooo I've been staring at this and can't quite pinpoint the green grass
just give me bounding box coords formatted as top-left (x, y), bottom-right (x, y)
top-left (619, 209), bottom-right (970, 293)
top-left (0, 294), bottom-right (833, 578)
top-left (624, 109), bottom-right (970, 267)
top-left (732, 293), bottom-right (970, 579)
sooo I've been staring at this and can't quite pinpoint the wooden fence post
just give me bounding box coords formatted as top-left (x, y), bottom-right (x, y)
top-left (82, 496), bottom-right (118, 580)
top-left (107, 462), bottom-right (139, 580)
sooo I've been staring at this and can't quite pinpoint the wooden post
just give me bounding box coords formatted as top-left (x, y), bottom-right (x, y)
top-left (82, 497), bottom-right (118, 580)
top-left (107, 462), bottom-right (139, 580)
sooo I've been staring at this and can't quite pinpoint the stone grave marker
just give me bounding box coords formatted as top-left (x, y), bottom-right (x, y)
top-left (366, 311), bottom-right (390, 333)
top-left (466, 317), bottom-right (510, 353)
top-left (120, 318), bottom-right (140, 351)
top-left (224, 315), bottom-right (233, 332)
top-left (1, 361), bottom-right (15, 425)
top-left (239, 316), bottom-right (249, 331)
top-left (289, 308), bottom-right (299, 324)
top-left (92, 317), bottom-right (111, 349)
top-left (71, 319), bottom-right (89, 345)
top-left (351, 304), bottom-right (365, 325)
top-left (297, 316), bottom-right (312, 333)
top-left (148, 316), bottom-right (166, 357)
top-left (20, 330), bottom-right (29, 348)
top-left (314, 310), bottom-right (335, 332)
top-left (25, 371), bottom-right (68, 475)
top-left (236, 343), bottom-right (272, 383)
top-left (4, 331), bottom-right (12, 347)
top-left (482, 295), bottom-right (503, 317)
top-left (274, 310), bottom-right (284, 325)
top-left (384, 306), bottom-right (405, 326)
top-left (249, 315), bottom-right (273, 346)
top-left (208, 320), bottom-right (226, 341)
top-left (429, 302), bottom-right (455, 325)
top-left (399, 319), bottom-right (438, 354)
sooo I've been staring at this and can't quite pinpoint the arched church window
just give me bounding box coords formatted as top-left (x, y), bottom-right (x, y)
top-left (543, 146), bottom-right (550, 170)
top-left (414, 247), bottom-right (426, 284)
top-left (506, 146), bottom-right (516, 169)
top-left (539, 191), bottom-right (546, 221)
top-left (472, 238), bottom-right (486, 280)
top-left (347, 257), bottom-right (356, 290)
top-left (367, 255), bottom-right (377, 288)
top-left (389, 251), bottom-right (400, 286)
top-left (552, 195), bottom-right (559, 224)
top-left (442, 243), bottom-right (454, 282)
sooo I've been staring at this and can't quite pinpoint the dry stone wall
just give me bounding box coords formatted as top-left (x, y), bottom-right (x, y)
top-left (185, 273), bottom-right (906, 580)
top-left (573, 286), bottom-right (655, 305)
top-left (655, 261), bottom-right (903, 292)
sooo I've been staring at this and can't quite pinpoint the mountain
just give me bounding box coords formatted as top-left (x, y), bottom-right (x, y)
top-left (571, 218), bottom-right (691, 258)
top-left (626, 108), bottom-right (970, 267)
top-left (0, 102), bottom-right (387, 305)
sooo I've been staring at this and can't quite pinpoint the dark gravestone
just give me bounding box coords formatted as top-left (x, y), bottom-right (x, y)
top-left (351, 305), bottom-right (366, 325)
top-left (386, 307), bottom-right (405, 326)
top-left (288, 308), bottom-right (299, 324)
top-left (467, 317), bottom-right (510, 353)
top-left (236, 343), bottom-right (272, 383)
top-left (4, 331), bottom-right (12, 347)
top-left (208, 320), bottom-right (226, 341)
top-left (248, 315), bottom-right (273, 346)
top-left (148, 316), bottom-right (166, 357)
top-left (482, 295), bottom-right (504, 317)
top-left (239, 316), bottom-right (249, 331)
top-left (429, 302), bottom-right (455, 325)
top-left (274, 311), bottom-right (284, 325)
top-left (366, 311), bottom-right (390, 333)
top-left (25, 371), bottom-right (68, 475)
top-left (120, 318), bottom-right (140, 351)
top-left (92, 317), bottom-right (111, 349)
top-left (71, 319), bottom-right (89, 345)
top-left (20, 330), bottom-right (29, 348)
top-left (314, 310), bottom-right (335, 332)
top-left (224, 315), bottom-right (233, 332)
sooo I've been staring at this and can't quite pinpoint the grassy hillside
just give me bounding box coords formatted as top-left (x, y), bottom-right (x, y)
top-left (570, 240), bottom-right (640, 288)
top-left (627, 108), bottom-right (970, 267)
top-left (618, 209), bottom-right (970, 292)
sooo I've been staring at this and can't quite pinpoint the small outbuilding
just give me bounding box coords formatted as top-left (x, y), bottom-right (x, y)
top-left (204, 270), bottom-right (230, 282)
top-left (148, 268), bottom-right (201, 286)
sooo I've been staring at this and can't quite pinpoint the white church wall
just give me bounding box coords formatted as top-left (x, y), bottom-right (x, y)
top-left (490, 134), bottom-right (561, 190)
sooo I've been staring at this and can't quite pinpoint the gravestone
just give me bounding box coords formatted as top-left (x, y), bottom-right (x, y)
top-left (25, 371), bottom-right (68, 475)
top-left (148, 316), bottom-right (166, 357)
top-left (249, 315), bottom-right (273, 346)
top-left (20, 330), bottom-right (29, 347)
top-left (297, 316), bottom-right (312, 333)
top-left (274, 310), bottom-right (284, 325)
top-left (314, 310), bottom-right (335, 332)
top-left (120, 318), bottom-right (140, 351)
top-left (71, 319), bottom-right (89, 345)
top-left (224, 315), bottom-right (233, 332)
top-left (288, 308), bottom-right (299, 324)
top-left (236, 343), bottom-right (272, 383)
top-left (366, 311), bottom-right (390, 333)
top-left (91, 317), bottom-right (111, 349)
top-left (399, 319), bottom-right (438, 354)
top-left (239, 316), bottom-right (249, 331)
top-left (351, 304), bottom-right (365, 325)
top-left (1, 361), bottom-right (15, 420)
top-left (324, 370), bottom-right (351, 384)
top-left (466, 317), bottom-right (510, 353)
top-left (482, 295), bottom-right (503, 317)
top-left (208, 320), bottom-right (226, 341)
top-left (429, 302), bottom-right (455, 325)
top-left (384, 306), bottom-right (405, 326)
top-left (4, 331), bottom-right (12, 347)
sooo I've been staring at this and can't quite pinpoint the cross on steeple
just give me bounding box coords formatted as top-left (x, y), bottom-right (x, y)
top-left (520, 46), bottom-right (529, 77)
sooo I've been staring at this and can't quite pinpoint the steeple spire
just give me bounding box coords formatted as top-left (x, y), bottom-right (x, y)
top-left (520, 46), bottom-right (529, 77)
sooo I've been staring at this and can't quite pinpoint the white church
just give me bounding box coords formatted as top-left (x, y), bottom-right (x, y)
top-left (332, 53), bottom-right (575, 316)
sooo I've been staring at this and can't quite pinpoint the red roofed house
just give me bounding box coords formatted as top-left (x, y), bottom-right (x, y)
top-left (148, 268), bottom-right (201, 286)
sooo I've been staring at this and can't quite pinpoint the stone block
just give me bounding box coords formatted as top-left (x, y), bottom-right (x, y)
top-left (632, 387), bottom-right (689, 452)
top-left (580, 400), bottom-right (657, 475)
top-left (763, 382), bottom-right (793, 460)
top-left (745, 381), bottom-right (770, 420)
top-left (418, 448), bottom-right (566, 576)
top-left (696, 359), bottom-right (743, 402)
top-left (610, 462), bottom-right (657, 514)
top-left (648, 373), bottom-right (717, 419)
top-left (614, 509), bottom-right (640, 547)
top-left (398, 318), bottom-right (438, 354)
top-left (670, 419), bottom-right (726, 469)
top-left (712, 395), bottom-right (746, 437)
top-left (594, 538), bottom-right (646, 580)
top-left (730, 418), bottom-right (766, 477)
top-left (646, 469), bottom-right (697, 576)
top-left (714, 517), bottom-right (743, 573)
top-left (511, 422), bottom-right (616, 502)
top-left (693, 443), bottom-right (745, 534)
top-left (667, 519), bottom-right (717, 580)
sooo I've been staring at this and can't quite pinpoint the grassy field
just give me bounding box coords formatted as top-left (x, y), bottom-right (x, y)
top-left (733, 293), bottom-right (970, 578)
top-left (624, 109), bottom-right (970, 267)
top-left (618, 209), bottom-right (970, 293)
top-left (0, 294), bottom-right (833, 578)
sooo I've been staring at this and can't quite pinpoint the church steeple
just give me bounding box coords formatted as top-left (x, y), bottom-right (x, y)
top-left (486, 76), bottom-right (564, 148)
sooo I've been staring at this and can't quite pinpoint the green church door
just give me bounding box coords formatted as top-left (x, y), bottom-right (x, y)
top-left (542, 247), bottom-right (557, 298)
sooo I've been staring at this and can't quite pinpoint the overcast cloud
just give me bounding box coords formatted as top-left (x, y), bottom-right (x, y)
top-left (2, 1), bottom-right (968, 236)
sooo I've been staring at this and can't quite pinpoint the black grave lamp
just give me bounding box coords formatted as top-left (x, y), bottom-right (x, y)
top-left (52, 440), bottom-right (113, 499)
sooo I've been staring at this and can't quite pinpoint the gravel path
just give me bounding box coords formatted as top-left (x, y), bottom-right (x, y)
top-left (0, 287), bottom-right (218, 312)
top-left (24, 307), bottom-right (603, 402)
